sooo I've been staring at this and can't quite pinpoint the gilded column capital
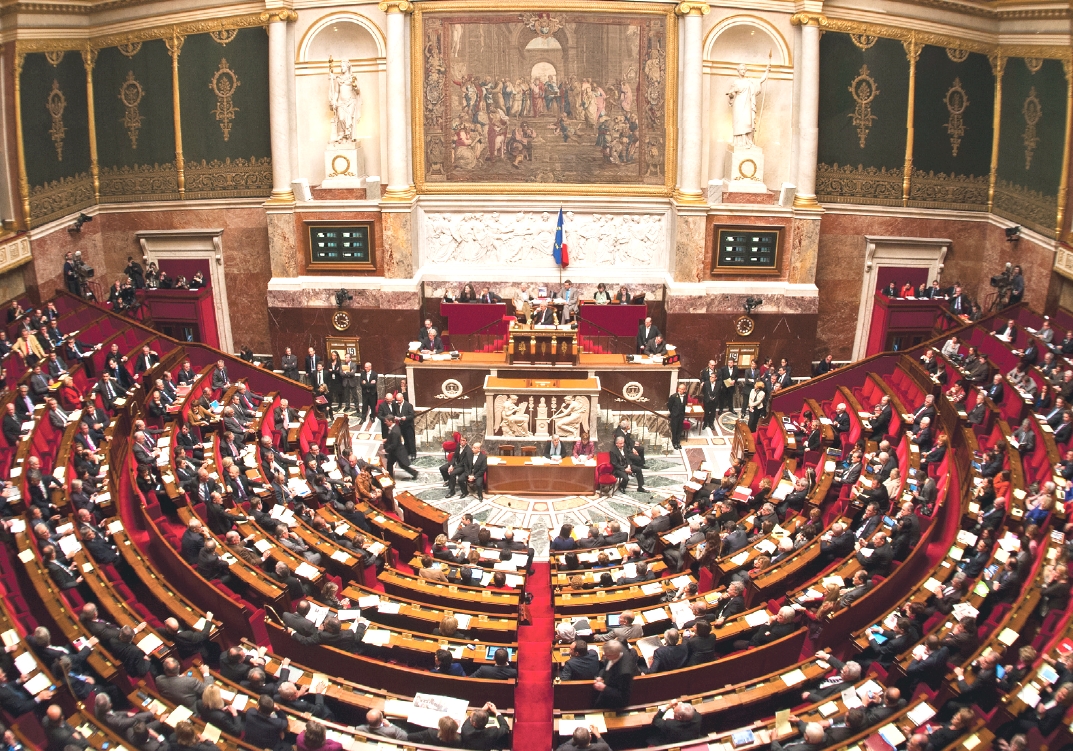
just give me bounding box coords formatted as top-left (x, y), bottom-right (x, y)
top-left (379, 0), bottom-right (414, 13)
top-left (260, 8), bottom-right (297, 23)
top-left (790, 13), bottom-right (828, 27)
top-left (988, 53), bottom-right (1006, 77)
top-left (674, 2), bottom-right (709, 16)
top-left (81, 45), bottom-right (97, 72)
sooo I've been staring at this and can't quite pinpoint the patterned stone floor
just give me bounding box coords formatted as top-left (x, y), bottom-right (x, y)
top-left (347, 412), bottom-right (737, 559)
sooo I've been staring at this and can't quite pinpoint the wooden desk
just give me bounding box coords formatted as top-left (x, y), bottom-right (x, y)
top-left (507, 324), bottom-right (577, 365)
top-left (486, 456), bottom-right (595, 495)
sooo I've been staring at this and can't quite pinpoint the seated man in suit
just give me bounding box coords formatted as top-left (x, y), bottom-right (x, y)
top-left (644, 335), bottom-right (668, 356)
top-left (532, 302), bottom-right (557, 326)
top-left (421, 328), bottom-right (445, 353)
top-left (470, 648), bottom-right (518, 679)
top-left (560, 639), bottom-right (601, 681)
top-left (544, 434), bottom-right (567, 459)
top-left (610, 435), bottom-right (646, 493)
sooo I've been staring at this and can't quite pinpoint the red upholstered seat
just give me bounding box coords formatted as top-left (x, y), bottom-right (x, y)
top-left (442, 430), bottom-right (460, 459)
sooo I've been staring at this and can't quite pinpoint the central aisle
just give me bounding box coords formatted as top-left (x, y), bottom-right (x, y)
top-left (513, 562), bottom-right (555, 751)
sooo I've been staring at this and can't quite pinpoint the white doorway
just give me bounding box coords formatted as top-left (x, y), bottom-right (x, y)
top-left (850, 236), bottom-right (949, 360)
top-left (135, 229), bottom-right (235, 354)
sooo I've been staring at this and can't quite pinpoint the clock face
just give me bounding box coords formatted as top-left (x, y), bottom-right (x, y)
top-left (735, 315), bottom-right (755, 337)
top-left (332, 311), bottom-right (352, 331)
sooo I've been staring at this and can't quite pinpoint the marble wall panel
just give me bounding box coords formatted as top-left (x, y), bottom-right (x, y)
top-left (666, 311), bottom-right (818, 376)
top-left (268, 305), bottom-right (420, 374)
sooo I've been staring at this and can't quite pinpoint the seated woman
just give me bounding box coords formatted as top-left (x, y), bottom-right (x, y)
top-left (430, 648), bottom-right (466, 677)
top-left (550, 523), bottom-right (577, 551)
top-left (434, 615), bottom-right (470, 641)
top-left (613, 285), bottom-right (630, 304)
top-left (572, 429), bottom-right (595, 460)
top-left (58, 375), bottom-right (84, 411)
top-left (593, 283), bottom-right (611, 304)
top-left (319, 581), bottom-right (349, 609)
top-left (457, 283), bottom-right (477, 302)
top-left (196, 684), bottom-right (243, 738)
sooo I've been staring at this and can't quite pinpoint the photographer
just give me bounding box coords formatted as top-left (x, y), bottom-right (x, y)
top-left (71, 251), bottom-right (96, 300)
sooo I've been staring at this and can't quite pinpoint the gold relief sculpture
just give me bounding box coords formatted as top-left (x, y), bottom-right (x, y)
top-left (1025, 57), bottom-right (1044, 74)
top-left (99, 163), bottom-right (179, 201)
top-left (28, 173), bottom-right (93, 227)
top-left (994, 179), bottom-right (1056, 237)
top-left (47, 80), bottom-right (66, 161)
top-left (909, 169), bottom-right (988, 209)
top-left (119, 71), bottom-right (144, 149)
top-left (183, 157), bottom-right (272, 199)
top-left (850, 34), bottom-right (877, 50)
top-left (848, 65), bottom-right (879, 148)
top-left (44, 51), bottom-right (64, 66)
top-left (1022, 86), bottom-right (1041, 170)
top-left (209, 58), bottom-right (240, 141)
top-left (118, 42), bottom-right (142, 58)
top-left (946, 48), bottom-right (970, 63)
top-left (944, 77), bottom-right (969, 157)
top-left (816, 163), bottom-right (904, 206)
top-left (210, 29), bottom-right (238, 46)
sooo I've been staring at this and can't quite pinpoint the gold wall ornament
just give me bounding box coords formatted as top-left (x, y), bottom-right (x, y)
top-left (946, 48), bottom-right (970, 63)
top-left (850, 34), bottom-right (877, 50)
top-left (944, 77), bottom-right (969, 157)
top-left (1022, 86), bottom-right (1041, 170)
top-left (47, 80), bottom-right (67, 161)
top-left (1025, 57), bottom-right (1043, 74)
top-left (209, 58), bottom-right (240, 142)
top-left (44, 51), bottom-right (64, 66)
top-left (119, 71), bottom-right (144, 149)
top-left (259, 8), bottom-right (299, 22)
top-left (118, 42), bottom-right (142, 58)
top-left (83, 45), bottom-right (99, 203)
top-left (210, 29), bottom-right (238, 46)
top-left (848, 65), bottom-right (879, 148)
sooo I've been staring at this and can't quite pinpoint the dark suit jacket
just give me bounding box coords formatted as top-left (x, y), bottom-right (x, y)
top-left (651, 711), bottom-right (704, 743)
top-left (648, 643), bottom-right (689, 673)
top-left (636, 324), bottom-right (660, 350)
top-left (561, 649), bottom-right (601, 681)
top-left (594, 651), bottom-right (636, 708)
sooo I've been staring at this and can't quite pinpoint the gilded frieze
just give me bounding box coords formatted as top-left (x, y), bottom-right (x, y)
top-left (183, 157), bottom-right (271, 199)
top-left (993, 179), bottom-right (1056, 236)
top-left (28, 173), bottom-right (93, 226)
top-left (99, 163), bottom-right (178, 201)
top-left (816, 163), bottom-right (904, 206)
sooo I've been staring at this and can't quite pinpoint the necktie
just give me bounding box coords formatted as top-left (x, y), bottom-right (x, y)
top-left (86, 436), bottom-right (95, 451)
top-left (106, 383), bottom-right (114, 399)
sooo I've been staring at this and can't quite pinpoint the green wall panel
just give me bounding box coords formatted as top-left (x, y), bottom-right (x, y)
top-left (817, 33), bottom-right (910, 205)
top-left (177, 27), bottom-right (272, 199)
top-left (94, 40), bottom-right (179, 200)
top-left (21, 51), bottom-right (94, 225)
top-left (994, 57), bottom-right (1067, 236)
top-left (909, 47), bottom-right (993, 210)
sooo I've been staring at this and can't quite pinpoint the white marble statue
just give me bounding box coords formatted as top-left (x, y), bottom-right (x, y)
top-left (726, 62), bottom-right (770, 148)
top-left (495, 395), bottom-right (531, 436)
top-left (328, 58), bottom-right (362, 145)
top-left (552, 395), bottom-right (589, 439)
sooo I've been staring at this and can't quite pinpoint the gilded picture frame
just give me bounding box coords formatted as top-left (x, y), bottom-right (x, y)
top-left (411, 0), bottom-right (678, 196)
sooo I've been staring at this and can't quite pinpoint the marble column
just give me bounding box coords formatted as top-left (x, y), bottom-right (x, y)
top-left (265, 9), bottom-right (297, 203)
top-left (791, 14), bottom-right (824, 209)
top-left (380, 0), bottom-right (415, 199)
top-left (675, 2), bottom-right (708, 203)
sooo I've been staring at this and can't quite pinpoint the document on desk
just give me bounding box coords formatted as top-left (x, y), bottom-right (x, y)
top-left (362, 628), bottom-right (391, 646)
top-left (663, 526), bottom-right (693, 545)
top-left (818, 701), bottom-right (840, 717)
top-left (780, 668), bottom-right (807, 687)
top-left (22, 671), bottom-right (51, 695)
top-left (744, 610), bottom-right (771, 627)
top-left (453, 613), bottom-right (471, 630)
top-left (136, 633), bottom-right (164, 655)
top-left (621, 563), bottom-right (637, 580)
top-left (640, 582), bottom-right (664, 595)
top-left (906, 702), bottom-right (936, 727)
top-left (294, 562), bottom-right (320, 580)
top-left (357, 595), bottom-right (381, 609)
top-left (164, 705), bottom-right (193, 727)
top-left (730, 551), bottom-right (750, 566)
top-left (337, 609), bottom-right (362, 621)
top-left (378, 601), bottom-right (402, 615)
top-left (13, 651), bottom-right (38, 675)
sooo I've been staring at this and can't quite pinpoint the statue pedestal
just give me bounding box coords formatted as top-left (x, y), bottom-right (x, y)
top-left (724, 145), bottom-right (768, 194)
top-left (322, 142), bottom-right (366, 189)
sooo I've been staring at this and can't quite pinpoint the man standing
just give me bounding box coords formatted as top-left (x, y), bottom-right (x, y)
top-left (280, 347), bottom-right (300, 381)
top-left (667, 383), bottom-right (687, 450)
top-left (701, 372), bottom-right (719, 430)
top-left (717, 356), bottom-right (740, 416)
top-left (384, 416), bottom-right (418, 480)
top-left (305, 347), bottom-right (320, 386)
top-left (359, 362), bottom-right (379, 422)
top-left (394, 393), bottom-right (416, 460)
top-left (636, 317), bottom-right (660, 353)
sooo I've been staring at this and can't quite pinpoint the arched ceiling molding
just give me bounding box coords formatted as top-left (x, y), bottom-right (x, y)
top-left (298, 11), bottom-right (386, 63)
top-left (704, 15), bottom-right (791, 67)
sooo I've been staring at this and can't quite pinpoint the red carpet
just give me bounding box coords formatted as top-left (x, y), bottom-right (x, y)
top-left (514, 562), bottom-right (554, 751)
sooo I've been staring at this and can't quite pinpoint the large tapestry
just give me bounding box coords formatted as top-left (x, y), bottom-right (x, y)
top-left (414, 3), bottom-right (675, 192)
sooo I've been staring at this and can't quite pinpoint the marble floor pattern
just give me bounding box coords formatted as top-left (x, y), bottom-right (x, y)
top-left (346, 411), bottom-right (737, 559)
